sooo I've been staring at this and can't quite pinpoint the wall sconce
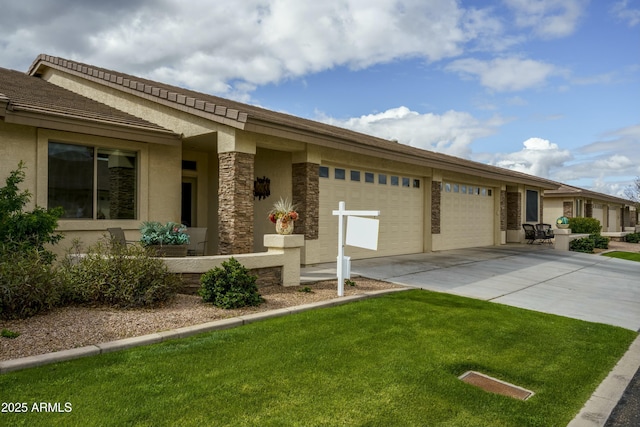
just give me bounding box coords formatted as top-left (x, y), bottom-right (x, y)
top-left (254, 176), bottom-right (271, 200)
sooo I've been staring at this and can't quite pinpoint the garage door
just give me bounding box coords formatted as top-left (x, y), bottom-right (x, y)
top-left (317, 166), bottom-right (424, 263)
top-left (439, 182), bottom-right (495, 250)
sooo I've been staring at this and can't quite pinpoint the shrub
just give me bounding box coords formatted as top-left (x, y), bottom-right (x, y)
top-left (59, 239), bottom-right (181, 308)
top-left (0, 162), bottom-right (63, 263)
top-left (568, 217), bottom-right (602, 234)
top-left (140, 221), bottom-right (190, 246)
top-left (199, 257), bottom-right (263, 309)
top-left (626, 233), bottom-right (640, 243)
top-left (590, 234), bottom-right (610, 250)
top-left (0, 248), bottom-right (61, 319)
top-left (569, 237), bottom-right (595, 253)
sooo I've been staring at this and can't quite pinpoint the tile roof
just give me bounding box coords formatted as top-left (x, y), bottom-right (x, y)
top-left (544, 183), bottom-right (633, 205)
top-left (28, 54), bottom-right (559, 188)
top-left (0, 66), bottom-right (175, 136)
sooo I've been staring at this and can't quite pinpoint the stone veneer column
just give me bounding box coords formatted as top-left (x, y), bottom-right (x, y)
top-left (506, 192), bottom-right (521, 230)
top-left (431, 181), bottom-right (441, 234)
top-left (585, 202), bottom-right (593, 218)
top-left (218, 151), bottom-right (254, 254)
top-left (500, 190), bottom-right (507, 231)
top-left (563, 201), bottom-right (573, 218)
top-left (292, 162), bottom-right (319, 239)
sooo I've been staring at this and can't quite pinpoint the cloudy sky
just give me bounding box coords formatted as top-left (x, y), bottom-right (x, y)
top-left (1, 0), bottom-right (638, 197)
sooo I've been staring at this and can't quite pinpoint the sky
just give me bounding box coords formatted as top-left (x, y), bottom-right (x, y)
top-left (1, 0), bottom-right (638, 198)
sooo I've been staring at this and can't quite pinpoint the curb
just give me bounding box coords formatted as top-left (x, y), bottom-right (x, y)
top-left (567, 334), bottom-right (640, 427)
top-left (0, 287), bottom-right (409, 374)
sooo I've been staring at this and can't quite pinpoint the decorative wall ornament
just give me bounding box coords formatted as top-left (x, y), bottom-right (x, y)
top-left (254, 176), bottom-right (271, 200)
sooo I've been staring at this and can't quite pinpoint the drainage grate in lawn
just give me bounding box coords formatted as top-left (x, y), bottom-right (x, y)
top-left (459, 371), bottom-right (535, 401)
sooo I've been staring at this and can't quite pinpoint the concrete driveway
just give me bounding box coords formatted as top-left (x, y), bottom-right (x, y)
top-left (302, 244), bottom-right (640, 331)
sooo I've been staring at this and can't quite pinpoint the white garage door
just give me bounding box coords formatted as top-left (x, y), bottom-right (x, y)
top-left (439, 182), bottom-right (495, 250)
top-left (317, 166), bottom-right (424, 263)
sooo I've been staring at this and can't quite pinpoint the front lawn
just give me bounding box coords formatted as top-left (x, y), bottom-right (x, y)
top-left (603, 251), bottom-right (640, 262)
top-left (0, 290), bottom-right (636, 426)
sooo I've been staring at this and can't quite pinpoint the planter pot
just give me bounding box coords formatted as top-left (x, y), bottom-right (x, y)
top-left (147, 244), bottom-right (188, 257)
top-left (276, 218), bottom-right (295, 235)
top-left (557, 224), bottom-right (570, 229)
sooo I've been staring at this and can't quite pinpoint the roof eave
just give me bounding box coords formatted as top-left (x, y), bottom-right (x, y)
top-left (4, 108), bottom-right (181, 145)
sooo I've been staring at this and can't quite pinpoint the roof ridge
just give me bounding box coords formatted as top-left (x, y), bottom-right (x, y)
top-left (30, 54), bottom-right (248, 125)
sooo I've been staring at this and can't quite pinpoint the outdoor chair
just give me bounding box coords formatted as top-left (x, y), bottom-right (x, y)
top-left (536, 223), bottom-right (554, 244)
top-left (186, 227), bottom-right (208, 256)
top-left (522, 224), bottom-right (553, 244)
top-left (107, 227), bottom-right (136, 247)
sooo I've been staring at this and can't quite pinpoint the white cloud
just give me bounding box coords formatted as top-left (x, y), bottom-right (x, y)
top-left (490, 137), bottom-right (572, 178)
top-left (504, 0), bottom-right (587, 38)
top-left (320, 106), bottom-right (504, 158)
top-left (445, 57), bottom-right (560, 92)
top-left (611, 0), bottom-right (640, 27)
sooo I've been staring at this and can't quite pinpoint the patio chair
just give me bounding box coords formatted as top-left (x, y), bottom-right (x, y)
top-left (522, 224), bottom-right (549, 244)
top-left (186, 227), bottom-right (208, 256)
top-left (107, 227), bottom-right (136, 247)
top-left (536, 223), bottom-right (554, 244)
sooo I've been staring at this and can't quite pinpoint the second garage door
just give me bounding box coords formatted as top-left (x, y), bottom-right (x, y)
top-left (438, 182), bottom-right (495, 251)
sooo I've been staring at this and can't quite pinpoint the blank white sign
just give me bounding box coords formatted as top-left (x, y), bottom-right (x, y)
top-left (345, 216), bottom-right (379, 250)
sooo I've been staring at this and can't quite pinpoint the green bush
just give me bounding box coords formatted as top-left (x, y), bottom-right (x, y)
top-left (0, 248), bottom-right (62, 319)
top-left (626, 233), bottom-right (640, 243)
top-left (568, 217), bottom-right (602, 234)
top-left (590, 234), bottom-right (610, 250)
top-left (569, 237), bottom-right (595, 253)
top-left (199, 257), bottom-right (263, 309)
top-left (59, 239), bottom-right (181, 308)
top-left (0, 162), bottom-right (63, 263)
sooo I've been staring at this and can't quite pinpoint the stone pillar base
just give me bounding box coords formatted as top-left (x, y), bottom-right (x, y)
top-left (264, 234), bottom-right (305, 286)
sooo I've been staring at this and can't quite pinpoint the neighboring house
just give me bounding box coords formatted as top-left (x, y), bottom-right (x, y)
top-left (3, 54), bottom-right (560, 264)
top-left (544, 184), bottom-right (637, 232)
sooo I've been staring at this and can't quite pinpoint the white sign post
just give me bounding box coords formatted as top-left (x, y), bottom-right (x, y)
top-left (332, 201), bottom-right (380, 296)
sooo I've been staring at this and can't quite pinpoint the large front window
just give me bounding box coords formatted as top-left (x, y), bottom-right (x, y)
top-left (525, 189), bottom-right (539, 222)
top-left (48, 142), bottom-right (137, 219)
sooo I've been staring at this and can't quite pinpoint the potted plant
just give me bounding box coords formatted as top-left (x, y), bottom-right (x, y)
top-left (140, 221), bottom-right (190, 257)
top-left (268, 198), bottom-right (298, 235)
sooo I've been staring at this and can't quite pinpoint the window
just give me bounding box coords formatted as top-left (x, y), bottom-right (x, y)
top-left (402, 177), bottom-right (410, 187)
top-left (391, 176), bottom-right (399, 186)
top-left (365, 172), bottom-right (374, 183)
top-left (350, 170), bottom-right (361, 181)
top-left (182, 160), bottom-right (197, 171)
top-left (319, 166), bottom-right (329, 178)
top-left (461, 185), bottom-right (467, 194)
top-left (526, 189), bottom-right (539, 222)
top-left (378, 174), bottom-right (387, 185)
top-left (413, 179), bottom-right (420, 189)
top-left (48, 142), bottom-right (137, 219)
top-left (444, 183), bottom-right (451, 192)
top-left (335, 168), bottom-right (345, 180)
top-left (453, 184), bottom-right (459, 193)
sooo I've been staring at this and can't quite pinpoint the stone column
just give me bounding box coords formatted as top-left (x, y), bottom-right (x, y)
top-left (431, 181), bottom-right (441, 234)
top-left (218, 151), bottom-right (254, 254)
top-left (292, 162), bottom-right (319, 239)
top-left (506, 192), bottom-right (521, 230)
top-left (500, 190), bottom-right (507, 231)
top-left (585, 202), bottom-right (593, 218)
top-left (563, 201), bottom-right (573, 217)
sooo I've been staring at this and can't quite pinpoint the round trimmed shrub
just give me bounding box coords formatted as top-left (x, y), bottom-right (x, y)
top-left (199, 257), bottom-right (263, 309)
top-left (626, 233), bottom-right (640, 243)
top-left (569, 237), bottom-right (595, 253)
top-left (568, 217), bottom-right (602, 234)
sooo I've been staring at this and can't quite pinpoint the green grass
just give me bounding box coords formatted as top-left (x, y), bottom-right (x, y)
top-left (602, 251), bottom-right (640, 262)
top-left (0, 290), bottom-right (636, 427)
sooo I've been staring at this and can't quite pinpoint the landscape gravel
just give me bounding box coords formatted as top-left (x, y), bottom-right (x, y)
top-left (0, 278), bottom-right (401, 361)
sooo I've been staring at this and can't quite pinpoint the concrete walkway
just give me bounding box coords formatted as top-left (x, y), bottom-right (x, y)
top-left (302, 244), bottom-right (640, 426)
